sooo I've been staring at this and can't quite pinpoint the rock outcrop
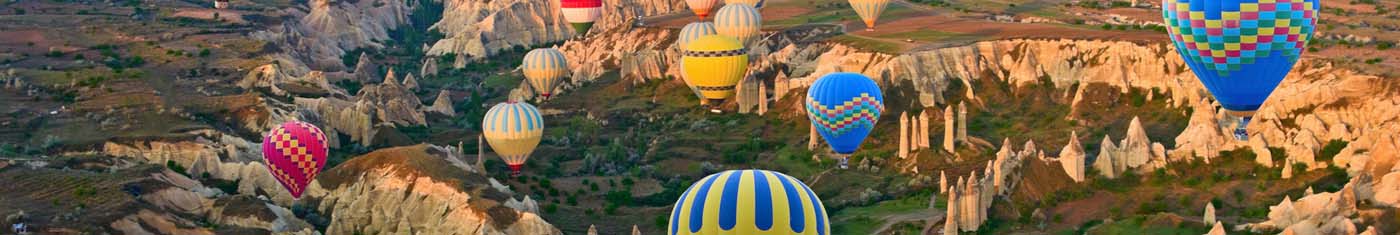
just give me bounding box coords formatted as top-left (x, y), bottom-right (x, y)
top-left (1245, 175), bottom-right (1366, 234)
top-left (944, 105), bottom-right (955, 152)
top-left (1059, 131), bottom-right (1086, 182)
top-left (1093, 117), bottom-right (1169, 178)
top-left (427, 90), bottom-right (457, 117)
top-left (252, 0), bottom-right (410, 70)
top-left (311, 144), bottom-right (561, 234)
top-left (1204, 202), bottom-right (1216, 225)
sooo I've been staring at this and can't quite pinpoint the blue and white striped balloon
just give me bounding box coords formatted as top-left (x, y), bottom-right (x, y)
top-left (714, 4), bottom-right (762, 45)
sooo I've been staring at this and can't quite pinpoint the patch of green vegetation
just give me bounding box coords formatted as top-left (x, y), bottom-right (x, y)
top-left (829, 35), bottom-right (903, 54)
top-left (830, 191), bottom-right (936, 234)
top-left (1085, 214), bottom-right (1208, 235)
top-left (876, 30), bottom-right (981, 43)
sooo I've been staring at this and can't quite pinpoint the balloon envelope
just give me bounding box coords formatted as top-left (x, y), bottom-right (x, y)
top-left (714, 4), bottom-right (762, 45)
top-left (262, 121), bottom-right (329, 198)
top-left (1163, 0), bottom-right (1317, 113)
top-left (686, 0), bottom-right (718, 19)
top-left (681, 35), bottom-right (748, 104)
top-left (678, 22), bottom-right (719, 51)
top-left (561, 0), bottom-right (602, 35)
top-left (482, 101), bottom-right (544, 175)
top-left (724, 0), bottom-right (765, 8)
top-left (522, 48), bottom-right (569, 99)
top-left (849, 0), bottom-right (889, 29)
top-left (668, 169), bottom-right (830, 235)
top-left (804, 72), bottom-right (883, 154)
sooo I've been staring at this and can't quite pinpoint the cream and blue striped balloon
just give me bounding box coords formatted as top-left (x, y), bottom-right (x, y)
top-left (849, 0), bottom-right (889, 30)
top-left (724, 0), bottom-right (765, 8)
top-left (482, 101), bottom-right (544, 176)
top-left (668, 170), bottom-right (830, 235)
top-left (714, 4), bottom-right (762, 45)
top-left (678, 22), bottom-right (719, 51)
top-left (521, 48), bottom-right (569, 99)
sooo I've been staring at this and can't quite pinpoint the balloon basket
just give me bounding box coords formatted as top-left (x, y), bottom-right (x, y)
top-left (509, 165), bottom-right (523, 177)
top-left (1233, 116), bottom-right (1252, 141)
top-left (838, 157), bottom-right (849, 169)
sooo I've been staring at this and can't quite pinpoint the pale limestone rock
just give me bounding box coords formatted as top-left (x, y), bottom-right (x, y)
top-left (809, 122), bottom-right (819, 151)
top-left (900, 114), bottom-right (910, 159)
top-left (944, 180), bottom-right (960, 235)
top-left (426, 90), bottom-right (456, 117)
top-left (920, 110), bottom-right (931, 148)
top-left (1060, 131), bottom-right (1086, 182)
top-left (758, 79), bottom-right (768, 115)
top-left (588, 225), bottom-right (598, 235)
top-left (421, 57), bottom-right (439, 77)
top-left (1251, 136), bottom-right (1275, 167)
top-left (353, 52), bottom-right (379, 83)
top-left (1094, 135), bottom-right (1120, 178)
top-left (944, 106), bottom-right (955, 152)
top-left (774, 72), bottom-right (791, 100)
top-left (1205, 221), bottom-right (1225, 235)
top-left (402, 72), bottom-right (419, 91)
top-left (314, 145), bottom-right (561, 235)
top-left (477, 135), bottom-right (487, 172)
top-left (939, 171), bottom-right (948, 193)
top-left (1204, 202), bottom-right (1216, 225)
top-left (957, 101), bottom-right (967, 142)
top-left (1121, 116), bottom-right (1152, 168)
top-left (737, 75), bottom-right (758, 113)
top-left (1283, 159), bottom-right (1294, 179)
top-left (633, 225), bottom-right (641, 235)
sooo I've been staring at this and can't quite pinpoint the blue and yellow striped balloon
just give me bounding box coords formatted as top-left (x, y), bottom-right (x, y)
top-left (849, 0), bottom-right (889, 30)
top-left (669, 170), bottom-right (830, 235)
top-left (482, 101), bottom-right (544, 176)
top-left (521, 48), bottom-right (569, 99)
top-left (714, 4), bottom-right (762, 45)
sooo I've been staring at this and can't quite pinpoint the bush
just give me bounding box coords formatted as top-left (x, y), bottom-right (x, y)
top-left (1317, 140), bottom-right (1348, 162)
top-left (166, 160), bottom-right (189, 176)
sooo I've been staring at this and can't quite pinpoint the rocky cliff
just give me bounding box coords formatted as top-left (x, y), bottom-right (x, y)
top-left (253, 0), bottom-right (411, 70)
top-left (428, 0), bottom-right (685, 63)
top-left (309, 144), bottom-right (561, 235)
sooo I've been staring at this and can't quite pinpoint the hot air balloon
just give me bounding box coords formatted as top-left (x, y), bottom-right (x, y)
top-left (521, 48), bottom-right (569, 100)
top-left (1163, 0), bottom-right (1318, 140)
top-left (686, 0), bottom-right (719, 19)
top-left (262, 121), bottom-right (329, 198)
top-left (681, 35), bottom-right (748, 112)
top-left (714, 4), bottom-right (762, 45)
top-left (668, 169), bottom-right (830, 235)
top-left (483, 101), bottom-right (544, 176)
top-left (678, 22), bottom-right (720, 105)
top-left (561, 0), bottom-right (602, 36)
top-left (724, 0), bottom-right (765, 8)
top-left (805, 72), bottom-right (883, 169)
top-left (849, 0), bottom-right (889, 31)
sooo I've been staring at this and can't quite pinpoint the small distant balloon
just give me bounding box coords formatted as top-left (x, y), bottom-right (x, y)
top-left (849, 0), bottom-right (890, 31)
top-left (680, 35), bottom-right (748, 108)
top-left (521, 48), bottom-right (569, 100)
top-left (686, 0), bottom-right (719, 19)
top-left (262, 121), bottom-right (329, 199)
top-left (560, 0), bottom-right (602, 36)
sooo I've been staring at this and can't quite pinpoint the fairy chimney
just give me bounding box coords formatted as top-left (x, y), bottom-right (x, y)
top-left (944, 106), bottom-right (955, 152)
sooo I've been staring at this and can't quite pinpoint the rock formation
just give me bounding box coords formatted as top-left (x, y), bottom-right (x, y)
top-left (957, 101), bottom-right (968, 142)
top-left (1246, 175), bottom-right (1366, 234)
top-left (899, 114), bottom-right (910, 159)
top-left (939, 171), bottom-right (947, 193)
top-left (421, 57), bottom-right (439, 77)
top-left (737, 75), bottom-right (759, 113)
top-left (1060, 131), bottom-right (1086, 182)
top-left (1206, 221), bottom-right (1225, 235)
top-left (1093, 117), bottom-right (1168, 178)
top-left (1204, 202), bottom-right (1216, 225)
top-left (427, 90), bottom-right (456, 117)
top-left (919, 110), bottom-right (931, 148)
top-left (633, 225), bottom-right (641, 235)
top-left (944, 106), bottom-right (955, 152)
top-left (758, 79), bottom-right (768, 115)
top-left (312, 144), bottom-right (561, 235)
top-left (808, 122), bottom-right (819, 151)
top-left (587, 225), bottom-right (598, 235)
top-left (774, 72), bottom-right (791, 100)
top-left (402, 72), bottom-right (419, 91)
